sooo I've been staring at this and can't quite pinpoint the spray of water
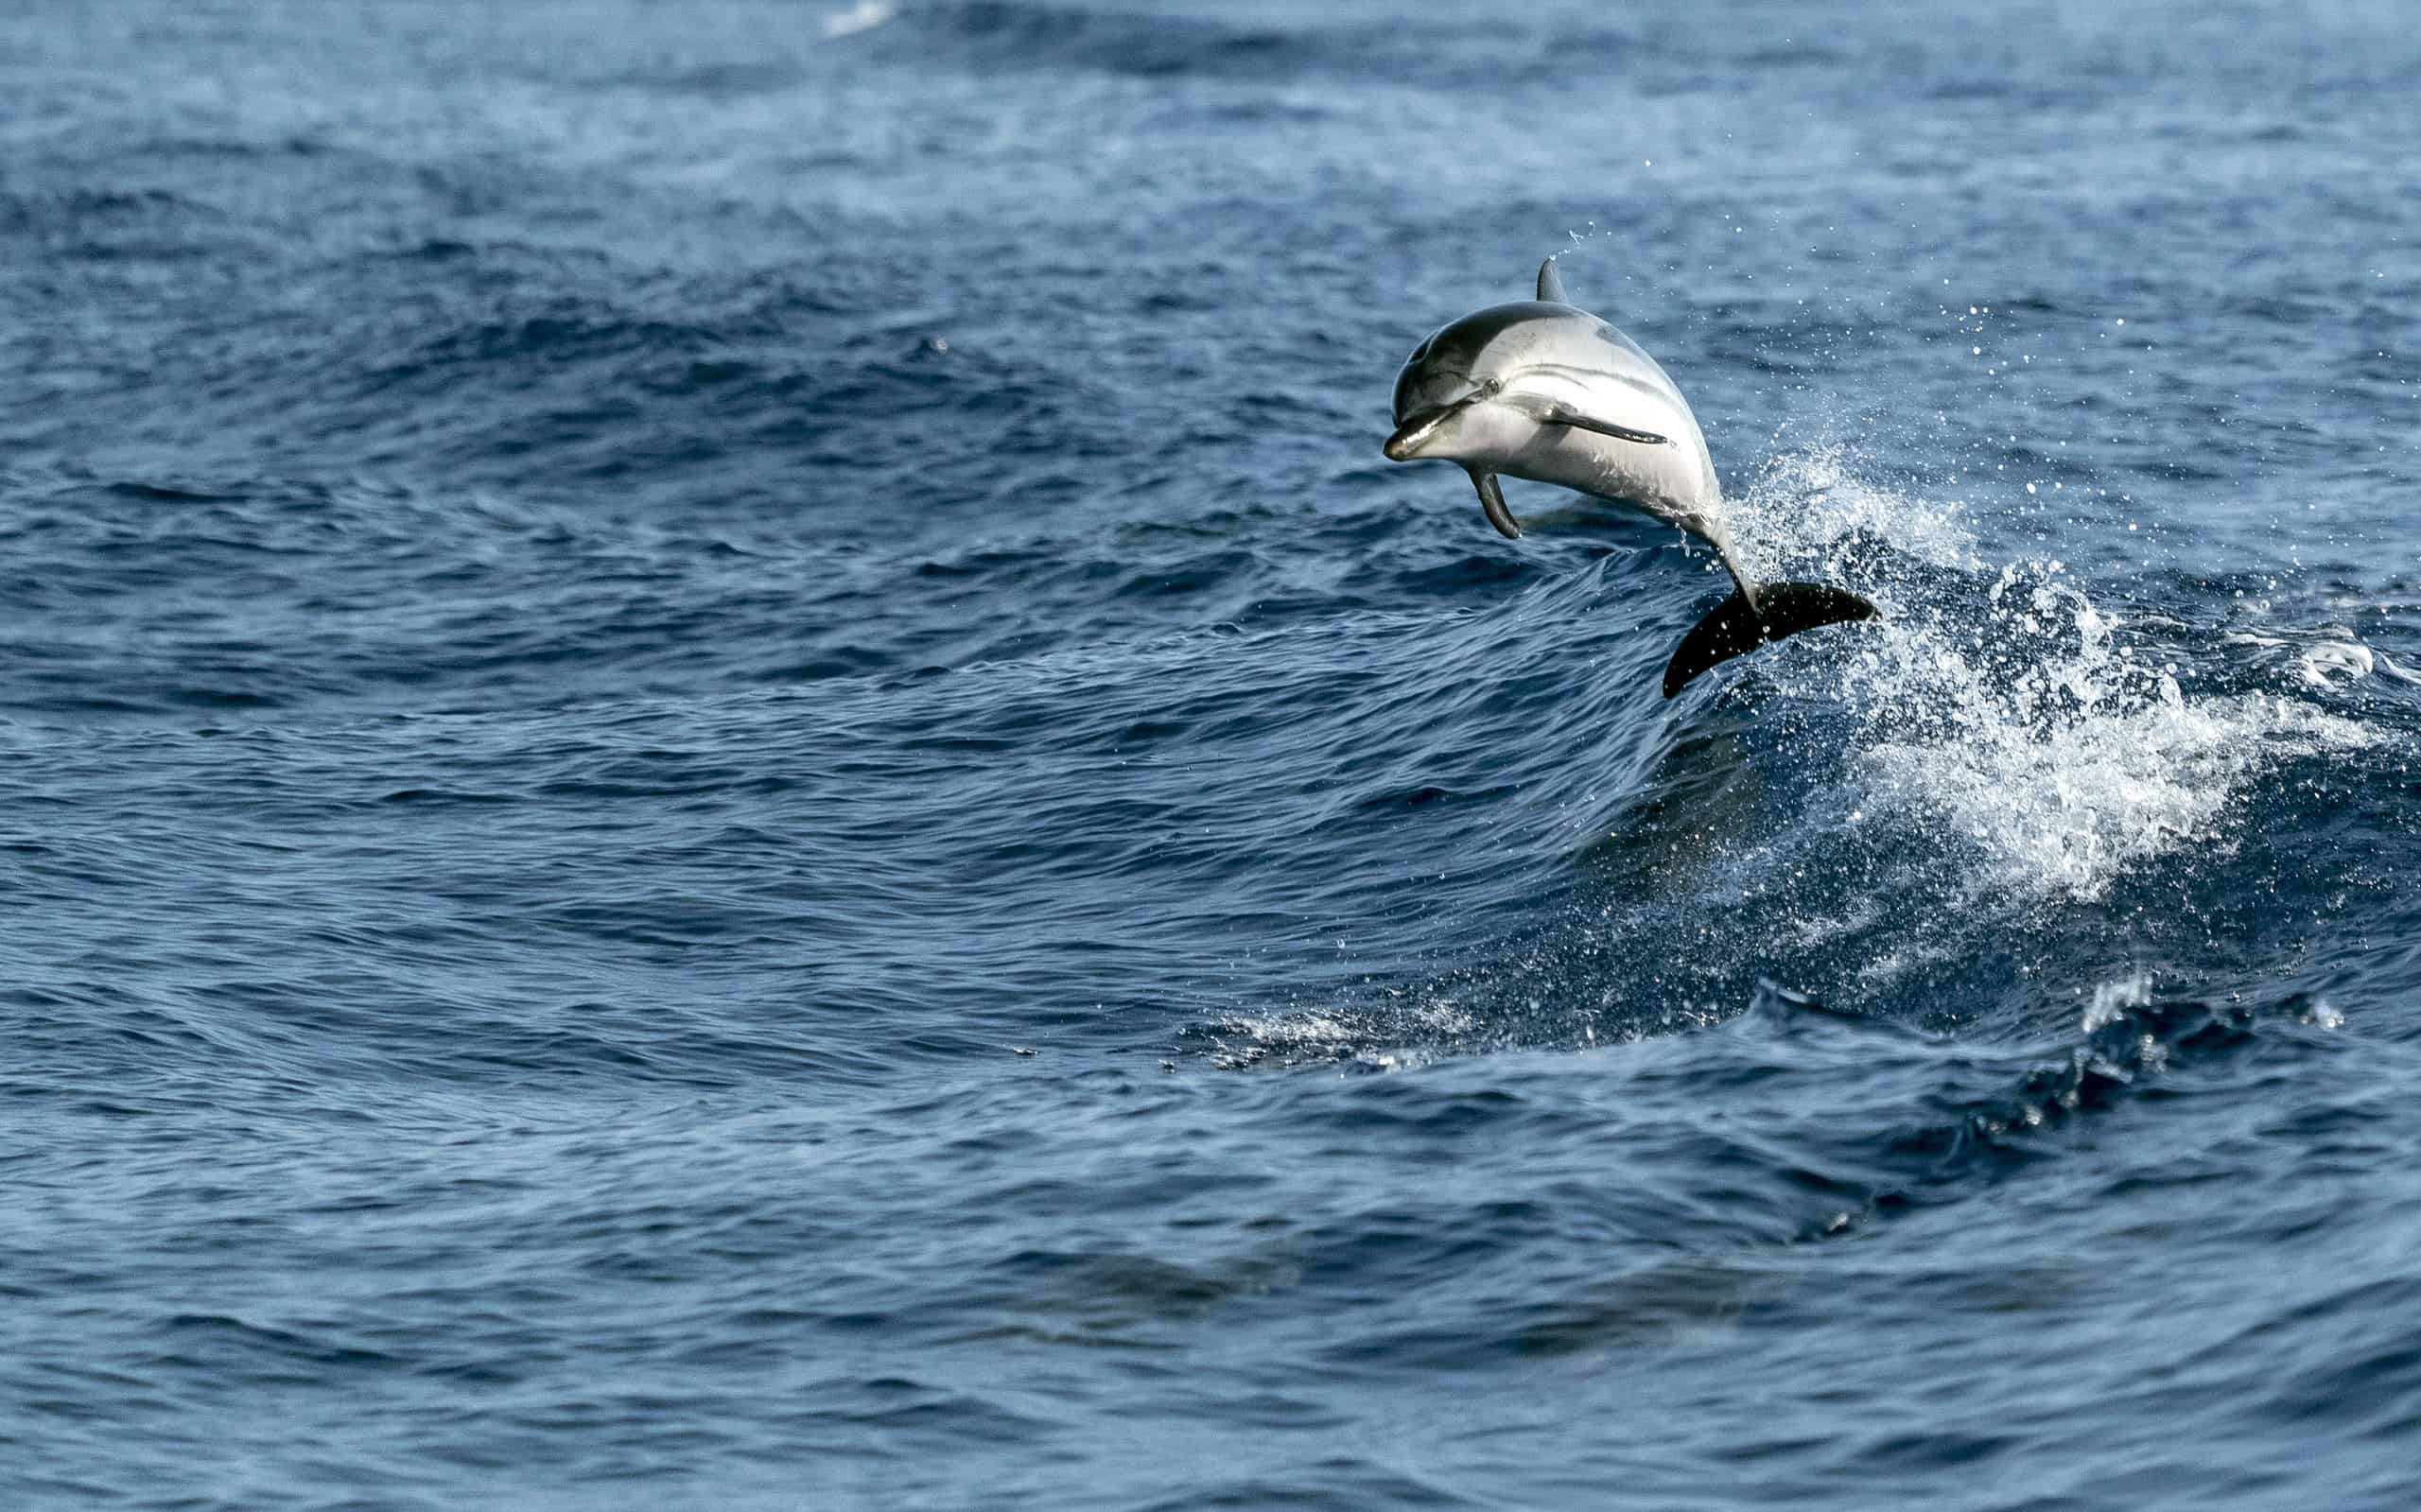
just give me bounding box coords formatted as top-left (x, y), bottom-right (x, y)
top-left (1211, 446), bottom-right (2391, 1065)
top-left (1733, 448), bottom-right (2383, 905)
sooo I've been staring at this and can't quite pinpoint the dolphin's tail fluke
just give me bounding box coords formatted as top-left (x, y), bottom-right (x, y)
top-left (1662, 582), bottom-right (1879, 698)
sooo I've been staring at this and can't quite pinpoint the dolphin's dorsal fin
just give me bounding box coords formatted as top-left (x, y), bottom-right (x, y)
top-left (1537, 257), bottom-right (1568, 304)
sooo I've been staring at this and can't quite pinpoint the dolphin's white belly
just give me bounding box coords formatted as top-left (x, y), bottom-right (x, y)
top-left (1511, 425), bottom-right (1719, 519)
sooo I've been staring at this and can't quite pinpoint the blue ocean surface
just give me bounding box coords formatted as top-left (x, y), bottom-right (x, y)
top-left (4, 1), bottom-right (2420, 1506)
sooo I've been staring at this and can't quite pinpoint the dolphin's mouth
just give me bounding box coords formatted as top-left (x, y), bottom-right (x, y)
top-left (1383, 397), bottom-right (1476, 461)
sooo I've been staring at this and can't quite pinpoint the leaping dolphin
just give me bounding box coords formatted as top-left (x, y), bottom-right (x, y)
top-left (1384, 258), bottom-right (1878, 696)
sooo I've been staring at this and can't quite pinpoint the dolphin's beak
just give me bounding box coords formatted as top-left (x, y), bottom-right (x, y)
top-left (1383, 399), bottom-right (1473, 462)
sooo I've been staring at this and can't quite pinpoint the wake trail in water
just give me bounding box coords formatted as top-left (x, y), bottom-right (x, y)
top-left (1210, 444), bottom-right (2401, 1067)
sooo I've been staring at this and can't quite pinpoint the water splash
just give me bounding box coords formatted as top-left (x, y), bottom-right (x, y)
top-left (1725, 442), bottom-right (1986, 579)
top-left (2081, 971), bottom-right (2151, 1031)
top-left (1210, 449), bottom-right (2395, 1063)
top-left (1720, 449), bottom-right (2389, 905)
top-left (1831, 559), bottom-right (2382, 901)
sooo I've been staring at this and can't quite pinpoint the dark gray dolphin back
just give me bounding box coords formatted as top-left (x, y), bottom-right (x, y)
top-left (1389, 303), bottom-right (1688, 440)
top-left (1391, 302), bottom-right (1561, 421)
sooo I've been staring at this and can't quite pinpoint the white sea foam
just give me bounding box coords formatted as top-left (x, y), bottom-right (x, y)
top-left (2081, 971), bottom-right (2151, 1031)
top-left (2298, 640), bottom-right (2376, 688)
top-left (1860, 685), bottom-right (2375, 901)
top-left (1728, 455), bottom-right (2391, 904)
top-left (1217, 1012), bottom-right (1353, 1049)
top-left (822, 0), bottom-right (896, 39)
top-left (1211, 990), bottom-right (1480, 1069)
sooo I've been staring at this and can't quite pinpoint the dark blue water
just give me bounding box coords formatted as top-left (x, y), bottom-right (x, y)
top-left (6, 2), bottom-right (2421, 1506)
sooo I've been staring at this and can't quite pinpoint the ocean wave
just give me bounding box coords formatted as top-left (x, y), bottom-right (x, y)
top-left (876, 1), bottom-right (1311, 79)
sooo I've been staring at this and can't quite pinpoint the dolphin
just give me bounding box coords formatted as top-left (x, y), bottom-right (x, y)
top-left (1384, 257), bottom-right (1877, 696)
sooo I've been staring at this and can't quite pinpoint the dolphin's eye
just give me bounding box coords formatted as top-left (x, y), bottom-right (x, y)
top-left (1479, 377), bottom-right (1504, 397)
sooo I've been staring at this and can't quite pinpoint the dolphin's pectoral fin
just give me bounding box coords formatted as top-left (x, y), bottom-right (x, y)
top-left (1499, 391), bottom-right (1670, 446)
top-left (1470, 469), bottom-right (1521, 539)
top-left (1537, 256), bottom-right (1569, 304)
top-left (1541, 403), bottom-right (1669, 447)
top-left (1662, 582), bottom-right (1879, 698)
